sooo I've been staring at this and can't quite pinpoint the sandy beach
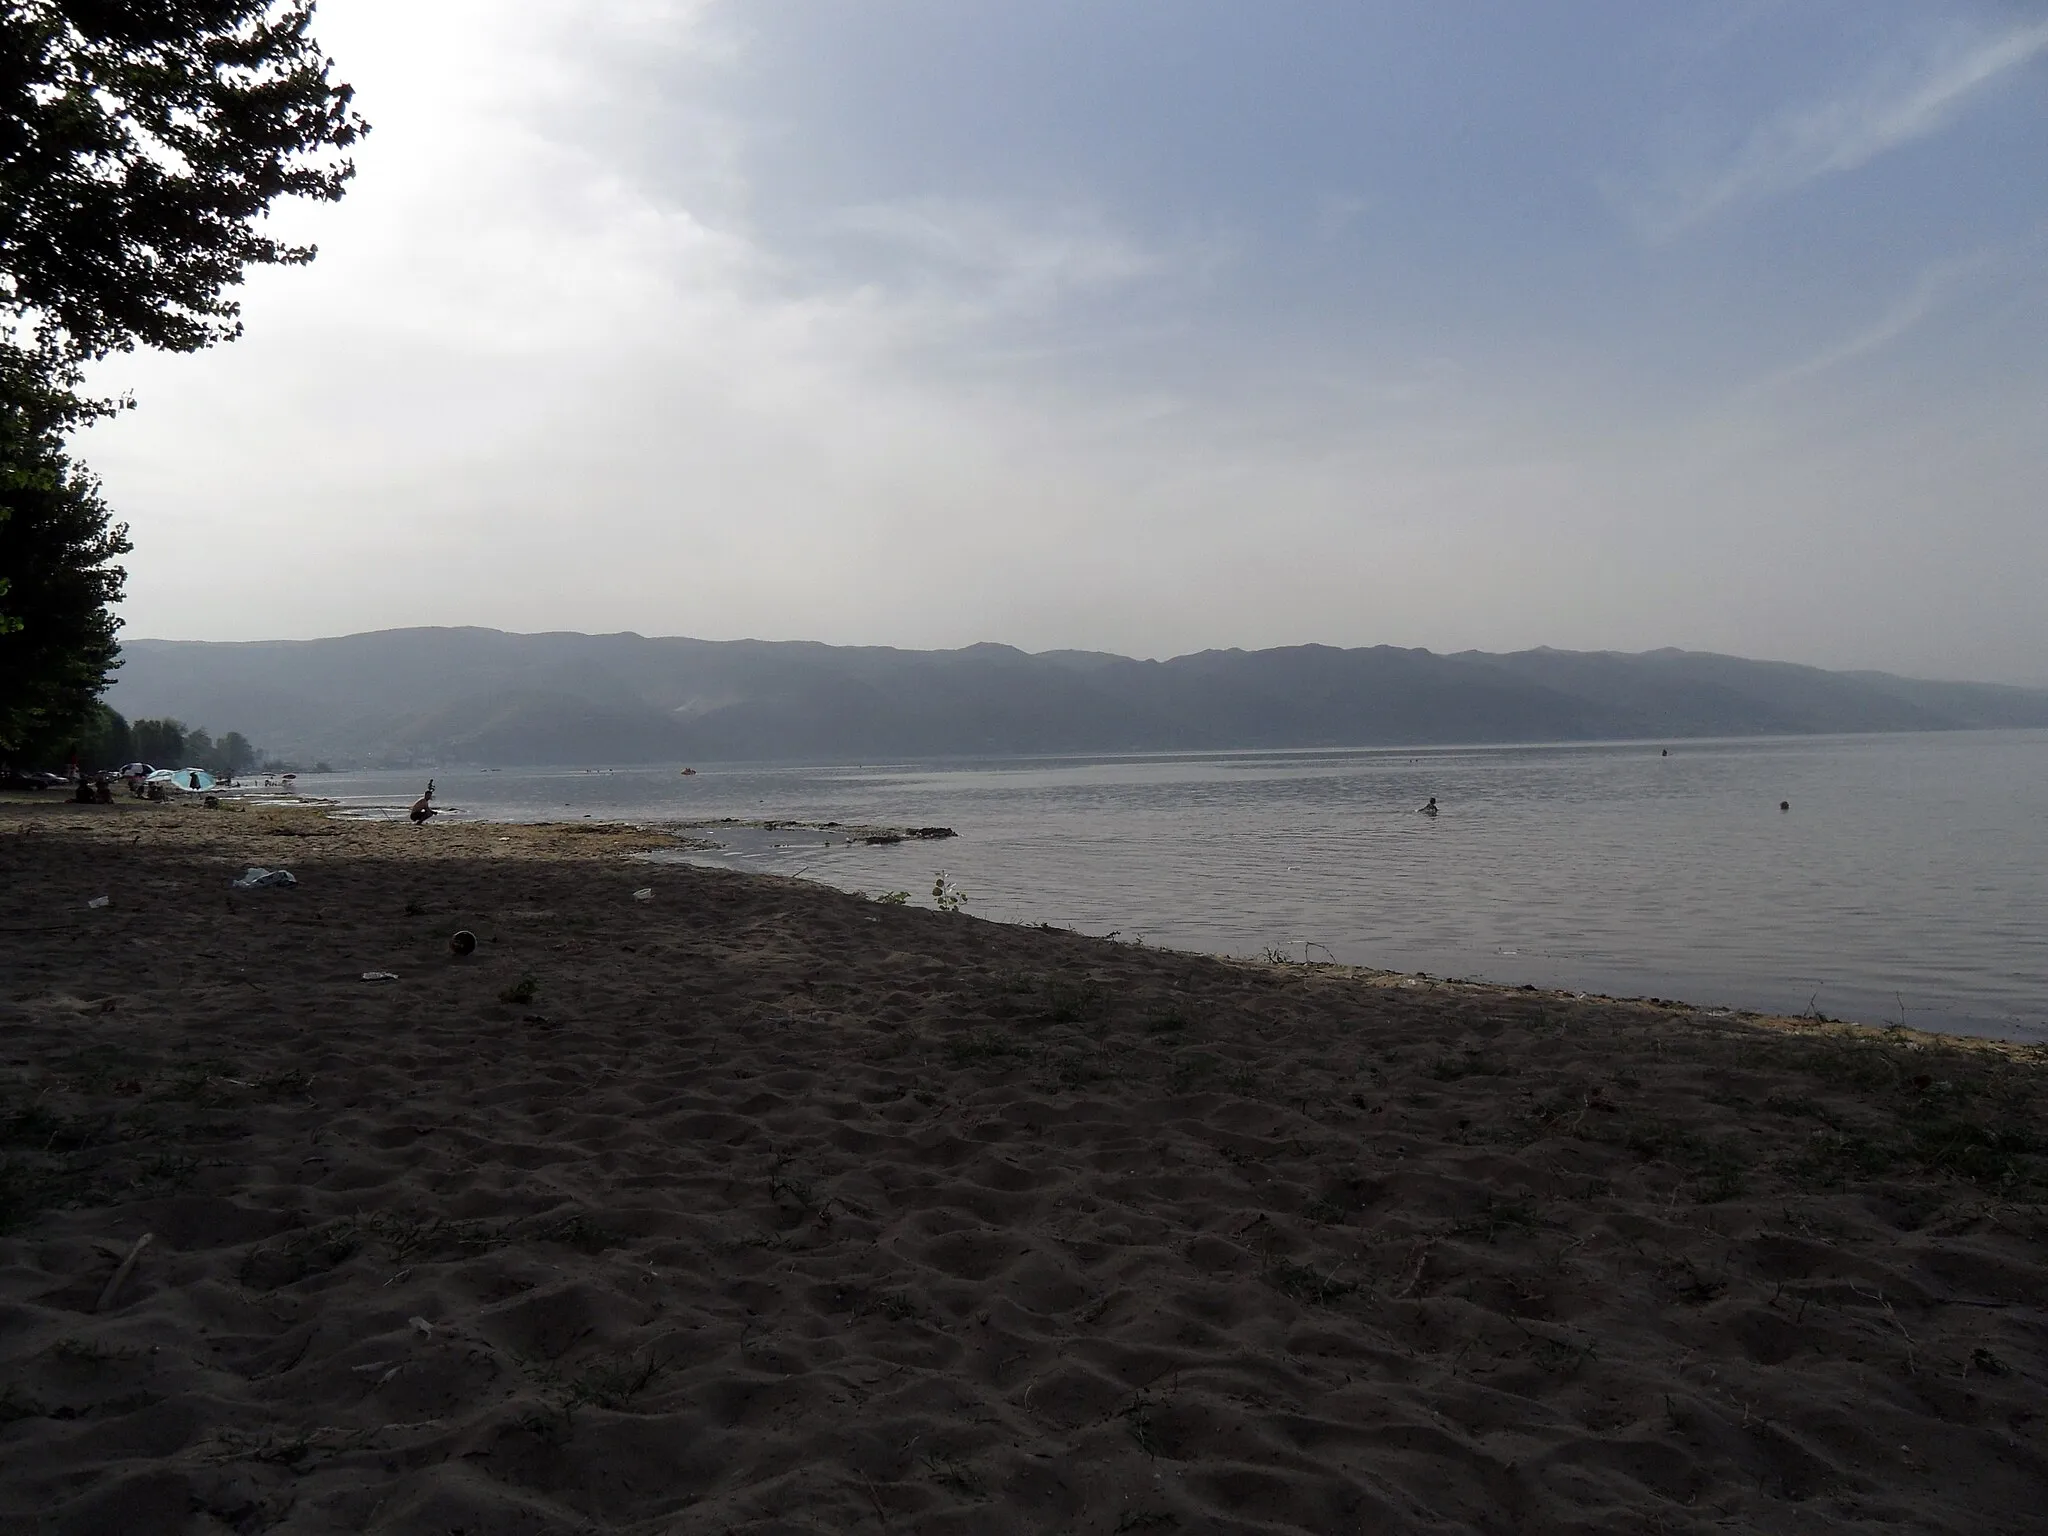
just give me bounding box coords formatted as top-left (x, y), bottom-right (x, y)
top-left (2, 794), bottom-right (2045, 1534)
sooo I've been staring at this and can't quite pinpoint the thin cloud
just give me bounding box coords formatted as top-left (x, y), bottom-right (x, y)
top-left (830, 197), bottom-right (1162, 316)
top-left (1635, 18), bottom-right (2048, 239)
top-left (1754, 228), bottom-right (2044, 393)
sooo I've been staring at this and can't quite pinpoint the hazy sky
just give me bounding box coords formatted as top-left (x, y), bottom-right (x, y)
top-left (84, 1), bottom-right (2048, 682)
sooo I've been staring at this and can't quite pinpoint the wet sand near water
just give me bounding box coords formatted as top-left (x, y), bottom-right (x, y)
top-left (3, 797), bottom-right (2046, 1534)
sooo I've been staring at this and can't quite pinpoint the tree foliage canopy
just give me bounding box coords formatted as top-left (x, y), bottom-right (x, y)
top-left (0, 1), bottom-right (366, 368)
top-left (0, 375), bottom-right (129, 754)
top-left (0, 3), bottom-right (361, 764)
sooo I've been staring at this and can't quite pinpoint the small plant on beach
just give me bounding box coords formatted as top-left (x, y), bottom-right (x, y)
top-left (255, 1067), bottom-right (314, 1099)
top-left (1452, 1196), bottom-right (1543, 1242)
top-left (1666, 1259), bottom-right (1728, 1305)
top-left (50, 1335), bottom-right (143, 1365)
top-left (874, 890), bottom-right (910, 905)
top-left (1113, 1511), bottom-right (1177, 1533)
top-left (499, 973), bottom-right (538, 1005)
top-left (568, 1349), bottom-right (671, 1412)
top-left (1041, 977), bottom-right (1103, 1024)
top-left (1526, 1333), bottom-right (1598, 1376)
top-left (769, 1156), bottom-right (819, 1214)
top-left (931, 871), bottom-right (968, 913)
top-left (876, 1290), bottom-right (925, 1322)
top-left (924, 1452), bottom-right (987, 1499)
top-left (239, 1220), bottom-right (363, 1289)
top-left (1267, 1261), bottom-right (1356, 1306)
top-left (1122, 1393), bottom-right (1162, 1456)
top-left (947, 1030), bottom-right (1027, 1067)
top-left (1970, 1347), bottom-right (2010, 1377)
top-left (1303, 1193), bottom-right (1351, 1225)
top-left (1039, 1050), bottom-right (1110, 1093)
top-left (1430, 1051), bottom-right (1496, 1081)
top-left (1167, 1052), bottom-right (1220, 1091)
top-left (530, 1211), bottom-right (617, 1253)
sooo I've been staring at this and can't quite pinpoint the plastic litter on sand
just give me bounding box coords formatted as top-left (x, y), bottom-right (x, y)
top-left (231, 867), bottom-right (298, 890)
top-left (632, 887), bottom-right (654, 901)
top-left (87, 895), bottom-right (110, 909)
top-left (361, 971), bottom-right (399, 982)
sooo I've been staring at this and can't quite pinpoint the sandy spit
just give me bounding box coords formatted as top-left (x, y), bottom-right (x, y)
top-left (2, 797), bottom-right (2045, 1534)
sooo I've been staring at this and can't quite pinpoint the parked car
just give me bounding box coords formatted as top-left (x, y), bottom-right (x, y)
top-left (0, 770), bottom-right (69, 791)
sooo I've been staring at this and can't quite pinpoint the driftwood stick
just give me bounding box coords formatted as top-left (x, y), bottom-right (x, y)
top-left (95, 1232), bottom-right (153, 1313)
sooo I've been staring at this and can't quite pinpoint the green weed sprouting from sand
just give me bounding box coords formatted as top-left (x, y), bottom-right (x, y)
top-left (1167, 1052), bottom-right (1220, 1092)
top-left (931, 871), bottom-right (968, 913)
top-left (499, 973), bottom-right (538, 1005)
top-left (529, 1211), bottom-right (618, 1252)
top-left (1122, 1393), bottom-right (1162, 1456)
top-left (946, 1030), bottom-right (1027, 1067)
top-left (1113, 1511), bottom-right (1177, 1533)
top-left (49, 1335), bottom-right (144, 1365)
top-left (875, 1290), bottom-right (925, 1322)
top-left (1038, 1050), bottom-right (1110, 1093)
top-left (568, 1348), bottom-right (671, 1412)
top-left (1041, 976), bottom-right (1103, 1024)
top-left (769, 1156), bottom-right (819, 1214)
top-left (1667, 1260), bottom-right (1730, 1308)
top-left (1303, 1193), bottom-right (1351, 1225)
top-left (1525, 1333), bottom-right (1599, 1376)
top-left (1451, 1196), bottom-right (1544, 1242)
top-left (238, 1221), bottom-right (363, 1288)
top-left (1429, 1051), bottom-right (1500, 1081)
top-left (874, 890), bottom-right (910, 904)
top-left (923, 1452), bottom-right (987, 1498)
top-left (1267, 1261), bottom-right (1356, 1306)
top-left (255, 1067), bottom-right (313, 1099)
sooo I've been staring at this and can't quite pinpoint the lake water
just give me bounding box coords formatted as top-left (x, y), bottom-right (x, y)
top-left (301, 731), bottom-right (2048, 1043)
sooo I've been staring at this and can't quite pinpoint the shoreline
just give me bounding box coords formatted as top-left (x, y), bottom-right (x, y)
top-left (4, 795), bottom-right (2046, 1531)
top-left (3, 789), bottom-right (2030, 1052)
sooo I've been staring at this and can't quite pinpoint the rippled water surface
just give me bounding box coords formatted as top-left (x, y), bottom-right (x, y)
top-left (312, 731), bottom-right (2048, 1040)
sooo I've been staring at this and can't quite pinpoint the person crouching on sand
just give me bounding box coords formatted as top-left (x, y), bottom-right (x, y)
top-left (409, 779), bottom-right (437, 825)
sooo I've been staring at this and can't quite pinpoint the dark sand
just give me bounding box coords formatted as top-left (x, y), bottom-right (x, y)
top-left (3, 796), bottom-right (2045, 1534)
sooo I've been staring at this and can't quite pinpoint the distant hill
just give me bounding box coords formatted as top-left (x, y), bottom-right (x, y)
top-left (104, 628), bottom-right (2048, 767)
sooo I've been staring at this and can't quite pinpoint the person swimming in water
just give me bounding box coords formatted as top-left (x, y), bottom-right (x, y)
top-left (409, 779), bottom-right (438, 825)
top-left (1419, 796), bottom-right (1438, 817)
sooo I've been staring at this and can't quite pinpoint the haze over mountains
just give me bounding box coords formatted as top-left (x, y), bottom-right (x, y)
top-left (107, 628), bottom-right (2048, 768)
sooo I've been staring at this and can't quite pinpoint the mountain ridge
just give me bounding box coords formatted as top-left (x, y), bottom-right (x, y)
top-left (105, 627), bottom-right (2048, 766)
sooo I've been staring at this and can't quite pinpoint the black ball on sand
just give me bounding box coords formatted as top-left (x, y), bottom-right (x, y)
top-left (449, 930), bottom-right (477, 956)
